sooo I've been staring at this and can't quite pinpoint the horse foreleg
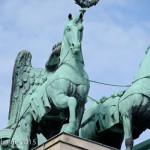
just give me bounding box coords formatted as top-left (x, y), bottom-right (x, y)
top-left (20, 112), bottom-right (33, 150)
top-left (122, 114), bottom-right (133, 150)
top-left (65, 97), bottom-right (77, 134)
top-left (52, 92), bottom-right (77, 134)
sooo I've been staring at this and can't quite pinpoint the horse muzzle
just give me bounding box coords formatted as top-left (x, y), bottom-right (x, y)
top-left (71, 43), bottom-right (81, 54)
top-left (73, 48), bottom-right (81, 54)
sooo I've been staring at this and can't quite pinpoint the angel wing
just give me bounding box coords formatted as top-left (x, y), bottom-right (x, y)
top-left (8, 50), bottom-right (47, 126)
top-left (8, 50), bottom-right (32, 126)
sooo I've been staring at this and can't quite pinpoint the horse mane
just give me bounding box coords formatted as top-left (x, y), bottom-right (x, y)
top-left (45, 42), bottom-right (62, 72)
top-left (52, 42), bottom-right (62, 51)
top-left (145, 46), bottom-right (150, 54)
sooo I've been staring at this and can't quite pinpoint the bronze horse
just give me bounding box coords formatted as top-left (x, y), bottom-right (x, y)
top-left (0, 11), bottom-right (89, 150)
top-left (80, 46), bottom-right (150, 150)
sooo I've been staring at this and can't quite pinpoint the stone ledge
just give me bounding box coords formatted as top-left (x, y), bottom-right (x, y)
top-left (33, 133), bottom-right (116, 150)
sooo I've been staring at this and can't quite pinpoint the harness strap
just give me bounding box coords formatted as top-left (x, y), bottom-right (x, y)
top-left (80, 113), bottom-right (95, 128)
top-left (132, 75), bottom-right (150, 83)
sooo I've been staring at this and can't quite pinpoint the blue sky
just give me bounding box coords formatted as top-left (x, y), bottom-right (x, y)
top-left (0, 0), bottom-right (150, 149)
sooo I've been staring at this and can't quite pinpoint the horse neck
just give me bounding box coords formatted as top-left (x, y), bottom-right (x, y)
top-left (60, 36), bottom-right (85, 70)
top-left (134, 50), bottom-right (150, 80)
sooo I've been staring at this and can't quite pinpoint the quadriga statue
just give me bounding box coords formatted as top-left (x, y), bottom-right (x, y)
top-left (80, 46), bottom-right (150, 150)
top-left (0, 10), bottom-right (89, 150)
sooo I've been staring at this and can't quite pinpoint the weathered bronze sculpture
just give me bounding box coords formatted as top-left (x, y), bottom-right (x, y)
top-left (0, 1), bottom-right (101, 150)
top-left (74, 0), bottom-right (99, 8)
top-left (80, 91), bottom-right (124, 149)
top-left (80, 46), bottom-right (150, 150)
top-left (1, 1), bottom-right (149, 150)
top-left (0, 10), bottom-right (90, 150)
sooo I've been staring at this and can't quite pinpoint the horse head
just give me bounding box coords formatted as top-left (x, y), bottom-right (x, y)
top-left (63, 10), bottom-right (85, 54)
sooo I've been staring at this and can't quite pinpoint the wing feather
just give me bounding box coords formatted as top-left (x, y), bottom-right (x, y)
top-left (8, 50), bottom-right (48, 126)
top-left (8, 50), bottom-right (32, 126)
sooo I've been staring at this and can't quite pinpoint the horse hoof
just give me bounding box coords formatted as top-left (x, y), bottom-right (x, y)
top-left (64, 126), bottom-right (76, 134)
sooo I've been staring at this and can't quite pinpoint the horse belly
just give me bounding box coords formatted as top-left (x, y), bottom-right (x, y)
top-left (133, 97), bottom-right (150, 124)
top-left (121, 78), bottom-right (150, 101)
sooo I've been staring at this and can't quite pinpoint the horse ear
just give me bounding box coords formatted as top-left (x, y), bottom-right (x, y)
top-left (68, 14), bottom-right (72, 20)
top-left (79, 13), bottom-right (83, 20)
top-left (79, 9), bottom-right (86, 20)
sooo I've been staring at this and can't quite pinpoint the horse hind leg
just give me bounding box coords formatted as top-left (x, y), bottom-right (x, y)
top-left (121, 99), bottom-right (133, 150)
top-left (75, 104), bottom-right (84, 135)
top-left (120, 94), bottom-right (142, 150)
top-left (122, 114), bottom-right (133, 150)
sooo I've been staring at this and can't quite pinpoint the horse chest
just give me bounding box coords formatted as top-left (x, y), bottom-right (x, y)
top-left (54, 65), bottom-right (89, 85)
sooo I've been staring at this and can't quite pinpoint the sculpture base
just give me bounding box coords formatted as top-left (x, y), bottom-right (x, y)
top-left (33, 133), bottom-right (116, 150)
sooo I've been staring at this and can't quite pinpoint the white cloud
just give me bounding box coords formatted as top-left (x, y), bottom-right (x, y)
top-left (0, 0), bottom-right (79, 128)
top-left (0, 0), bottom-right (150, 149)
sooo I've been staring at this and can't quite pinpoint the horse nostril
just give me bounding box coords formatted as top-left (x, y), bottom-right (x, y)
top-left (72, 43), bottom-right (74, 47)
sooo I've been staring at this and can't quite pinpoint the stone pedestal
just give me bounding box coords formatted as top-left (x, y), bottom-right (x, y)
top-left (33, 133), bottom-right (116, 150)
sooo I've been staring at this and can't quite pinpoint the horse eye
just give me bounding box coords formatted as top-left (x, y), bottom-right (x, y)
top-left (79, 27), bottom-right (84, 32)
top-left (67, 27), bottom-right (71, 32)
top-left (80, 28), bottom-right (83, 32)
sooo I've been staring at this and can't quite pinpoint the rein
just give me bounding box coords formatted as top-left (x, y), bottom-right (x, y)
top-left (8, 105), bottom-right (31, 147)
top-left (88, 79), bottom-right (130, 87)
top-left (81, 104), bottom-right (100, 128)
top-left (132, 75), bottom-right (150, 83)
top-left (58, 49), bottom-right (131, 88)
top-left (80, 113), bottom-right (95, 128)
top-left (58, 49), bottom-right (70, 68)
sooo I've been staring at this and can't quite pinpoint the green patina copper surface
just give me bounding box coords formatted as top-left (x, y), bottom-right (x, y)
top-left (1, 1), bottom-right (149, 150)
top-left (74, 0), bottom-right (99, 8)
top-left (0, 10), bottom-right (90, 150)
top-left (132, 139), bottom-right (150, 150)
top-left (0, 1), bottom-right (101, 148)
top-left (80, 47), bottom-right (150, 150)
